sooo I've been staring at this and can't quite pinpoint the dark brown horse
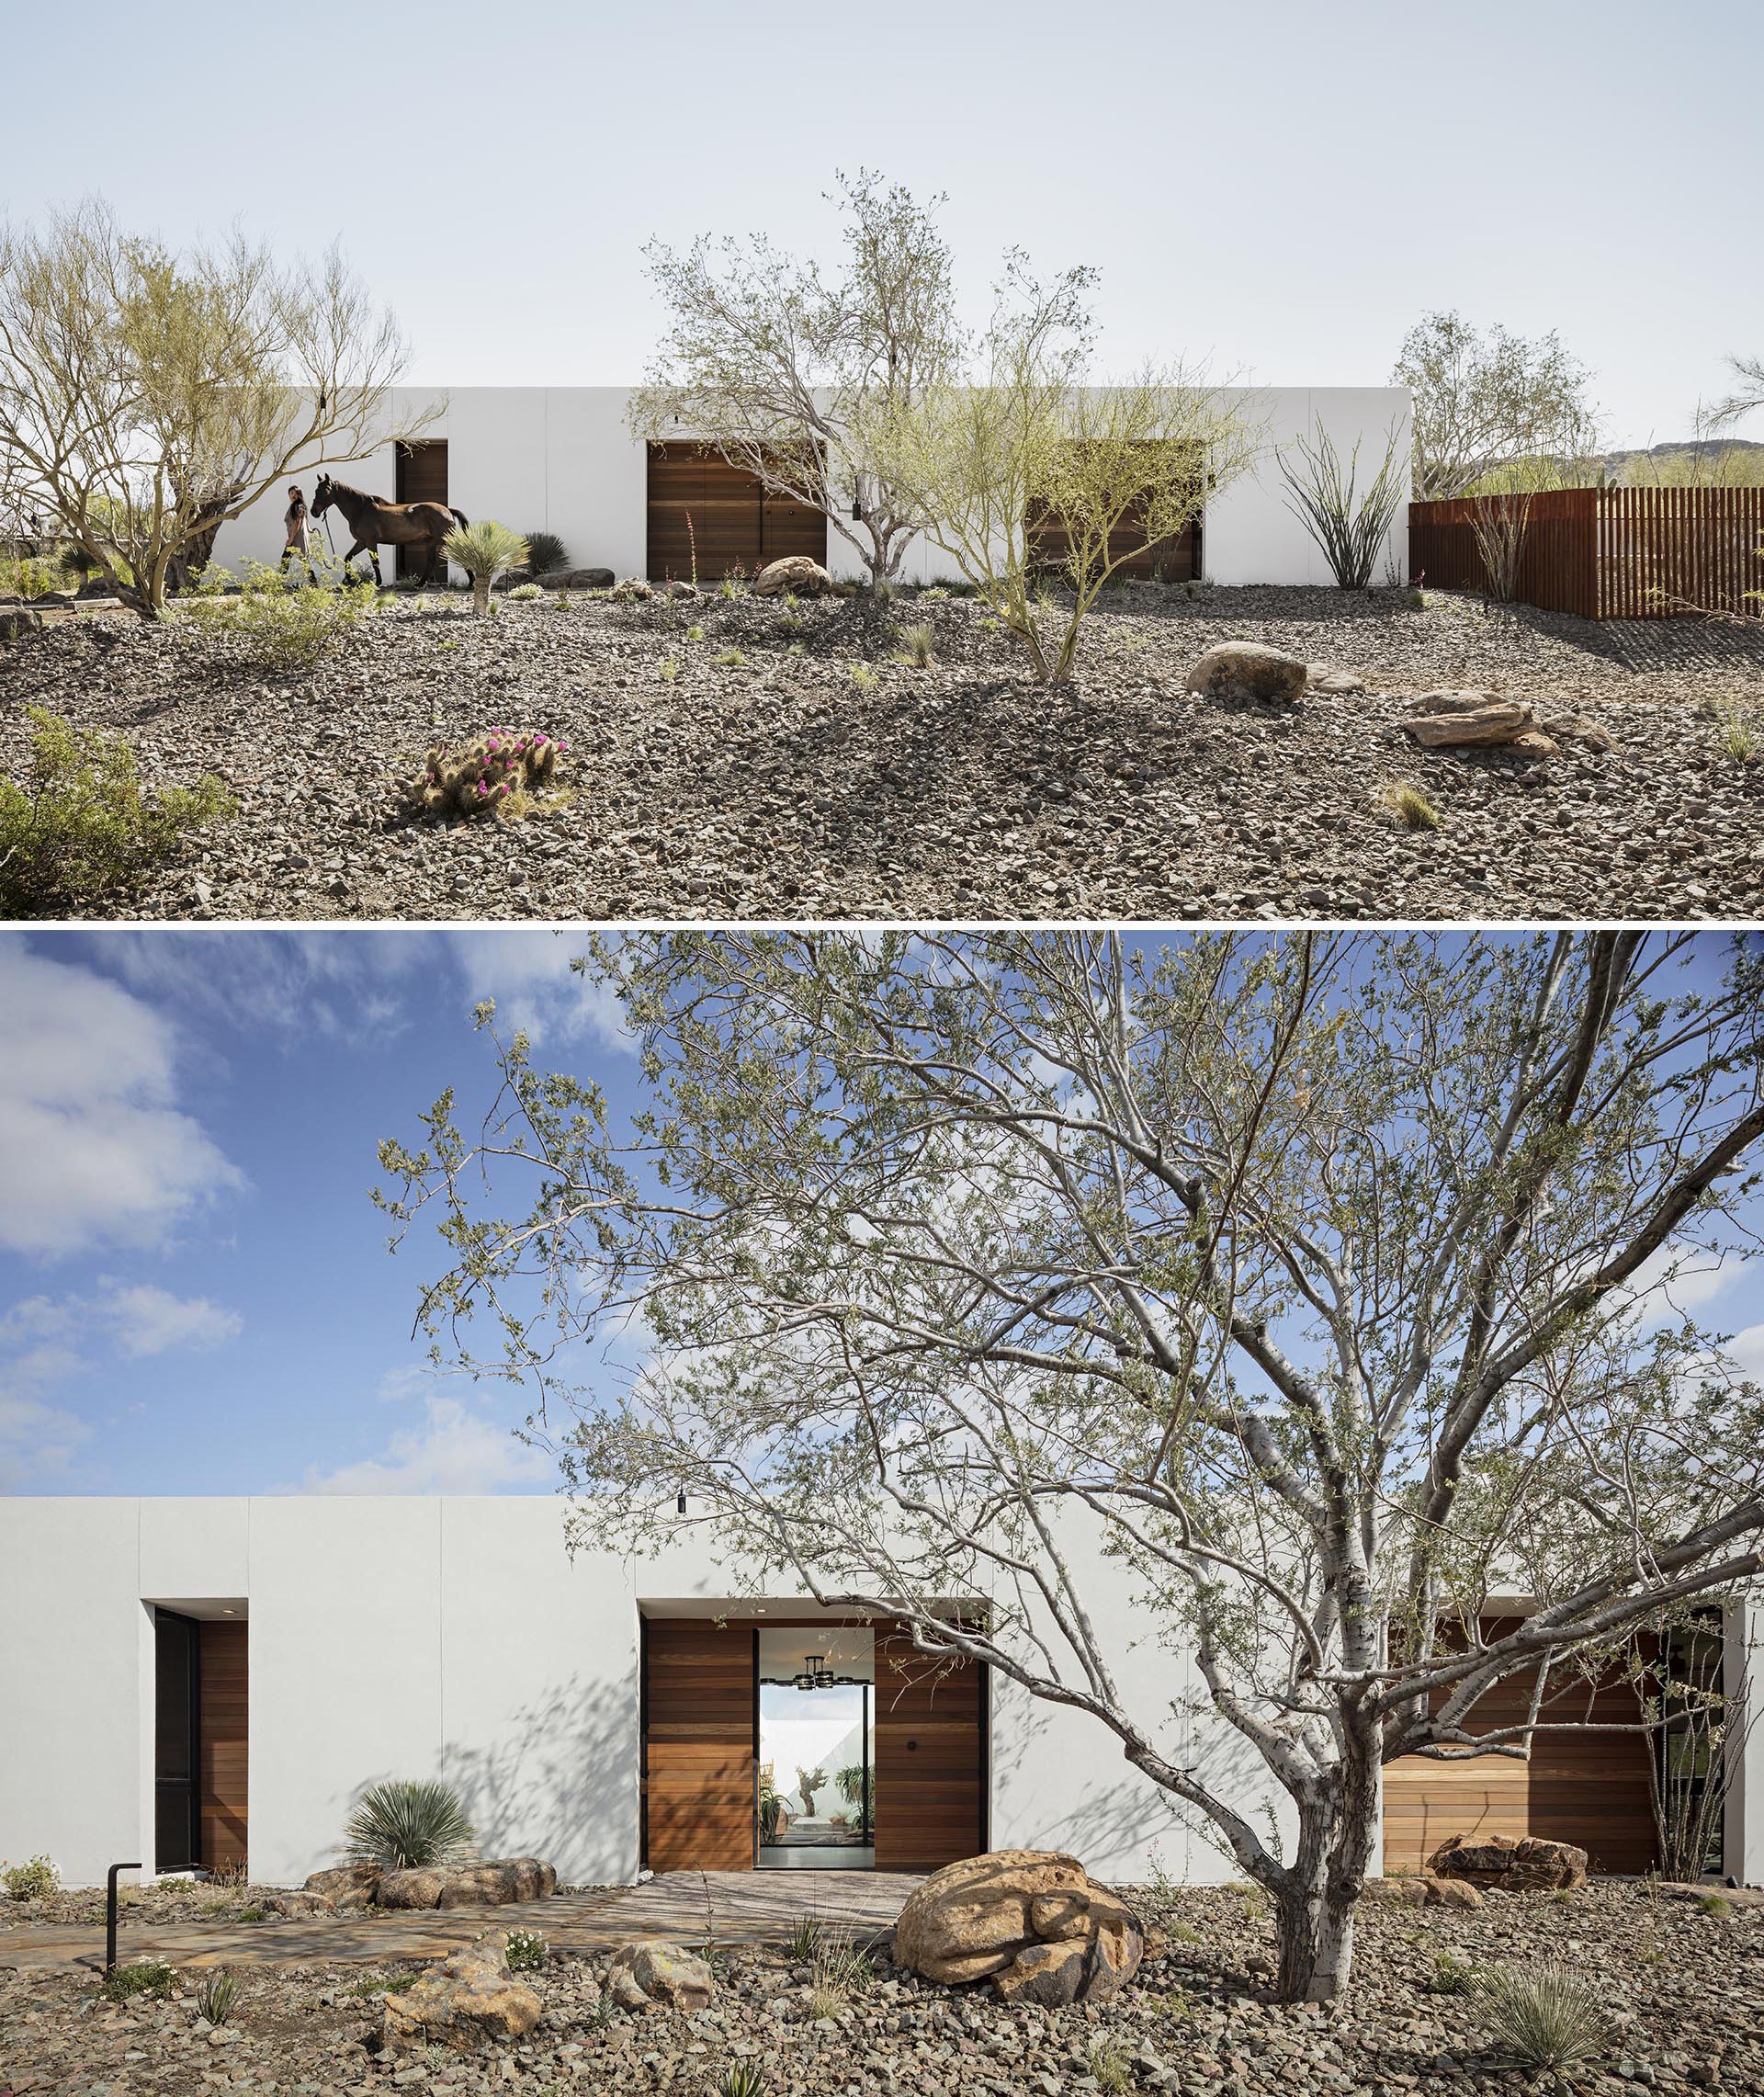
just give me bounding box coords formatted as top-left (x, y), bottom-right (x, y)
top-left (311, 473), bottom-right (468, 586)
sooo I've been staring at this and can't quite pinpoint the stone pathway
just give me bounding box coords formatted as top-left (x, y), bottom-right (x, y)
top-left (0, 1868), bottom-right (921, 1973)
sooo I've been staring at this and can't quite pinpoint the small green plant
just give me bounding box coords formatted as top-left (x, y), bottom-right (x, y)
top-left (505, 1927), bottom-right (548, 1972)
top-left (869, 576), bottom-right (899, 606)
top-left (718, 2065), bottom-right (766, 2097)
top-left (507, 582), bottom-right (542, 602)
top-left (1549, 1887), bottom-right (1581, 1907)
top-left (1697, 1892), bottom-right (1736, 1917)
top-left (235, 1905), bottom-right (266, 1922)
top-left (775, 609), bottom-right (808, 637)
top-left (195, 1970), bottom-right (240, 2025)
top-left (893, 621), bottom-right (936, 667)
top-left (523, 530), bottom-right (568, 579)
top-left (346, 1971), bottom-right (419, 1998)
top-left (1, 554), bottom-right (64, 600)
top-left (713, 647), bottom-right (745, 667)
top-left (343, 1778), bottom-right (475, 1870)
top-left (0, 708), bottom-right (234, 916)
top-left (102, 1958), bottom-right (176, 2001)
top-left (659, 658), bottom-right (679, 683)
top-left (403, 728), bottom-right (569, 822)
top-left (1428, 1951), bottom-right (1476, 1996)
top-left (1164, 1919), bottom-right (1201, 1944)
top-left (1476, 1961), bottom-right (1610, 2078)
top-left (444, 520), bottom-right (531, 616)
top-left (686, 623), bottom-right (706, 641)
top-left (786, 1912), bottom-right (820, 1962)
top-left (1407, 585), bottom-right (1427, 608)
top-left (1, 1855), bottom-right (59, 1899)
top-left (1376, 778), bottom-right (1443, 830)
top-left (1088, 2037), bottom-right (1132, 2093)
top-left (177, 559), bottom-right (381, 672)
top-left (850, 663), bottom-right (877, 691)
top-left (1710, 697), bottom-right (1758, 763)
top-left (922, 584), bottom-right (950, 601)
top-left (718, 573), bottom-right (741, 600)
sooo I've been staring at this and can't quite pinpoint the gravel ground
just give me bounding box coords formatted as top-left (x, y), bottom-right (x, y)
top-left (4, 584), bottom-right (1763, 923)
top-left (3, 1880), bottom-right (1759, 2097)
top-left (3, 1880), bottom-right (290, 1933)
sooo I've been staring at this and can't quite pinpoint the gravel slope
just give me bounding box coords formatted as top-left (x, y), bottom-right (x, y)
top-left (1, 1880), bottom-right (1758, 2095)
top-left (4, 584), bottom-right (1762, 923)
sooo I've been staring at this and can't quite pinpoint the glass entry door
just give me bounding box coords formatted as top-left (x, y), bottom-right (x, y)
top-left (153, 1609), bottom-right (200, 1871)
top-left (757, 1627), bottom-right (876, 1869)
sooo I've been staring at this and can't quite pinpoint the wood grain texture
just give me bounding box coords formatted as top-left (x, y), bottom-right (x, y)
top-left (647, 443), bottom-right (825, 582)
top-left (643, 1618), bottom-right (756, 1873)
top-left (874, 1623), bottom-right (986, 1873)
top-left (198, 1621), bottom-right (248, 1873)
top-left (1382, 1618), bottom-right (1657, 1875)
top-left (394, 442), bottom-right (449, 577)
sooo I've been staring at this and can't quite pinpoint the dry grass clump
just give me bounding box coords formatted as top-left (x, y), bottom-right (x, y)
top-left (403, 729), bottom-right (569, 822)
top-left (1375, 778), bottom-right (1444, 829)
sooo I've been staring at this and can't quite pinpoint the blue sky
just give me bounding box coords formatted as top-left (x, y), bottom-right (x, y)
top-left (3, 0), bottom-right (1759, 449)
top-left (3, 928), bottom-right (1760, 1498)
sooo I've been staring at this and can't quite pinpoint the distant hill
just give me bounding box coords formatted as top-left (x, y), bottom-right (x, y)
top-left (1599, 436), bottom-right (1764, 485)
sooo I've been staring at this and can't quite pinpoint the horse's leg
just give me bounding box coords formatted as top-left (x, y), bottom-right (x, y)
top-left (344, 537), bottom-right (372, 583)
top-left (369, 546), bottom-right (384, 588)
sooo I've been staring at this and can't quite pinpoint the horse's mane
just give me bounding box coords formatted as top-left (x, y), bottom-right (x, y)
top-left (318, 475), bottom-right (371, 503)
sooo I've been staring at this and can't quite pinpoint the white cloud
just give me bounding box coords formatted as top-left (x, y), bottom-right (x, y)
top-left (98, 929), bottom-right (433, 1044)
top-left (292, 1390), bottom-right (552, 1495)
top-left (1627, 1241), bottom-right (1749, 1326)
top-left (0, 946), bottom-right (245, 1257)
top-left (1731, 1321), bottom-right (1764, 1384)
top-left (0, 1341), bottom-right (92, 1485)
top-left (447, 931), bottom-right (631, 1050)
top-left (97, 1283), bottom-right (243, 1357)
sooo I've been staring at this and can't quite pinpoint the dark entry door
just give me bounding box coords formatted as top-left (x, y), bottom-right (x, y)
top-left (154, 1610), bottom-right (200, 1871)
top-left (874, 1622), bottom-right (986, 1871)
top-left (641, 1618), bottom-right (757, 1872)
top-left (395, 440), bottom-right (449, 578)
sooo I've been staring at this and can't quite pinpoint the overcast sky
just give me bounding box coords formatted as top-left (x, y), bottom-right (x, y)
top-left (4, 0), bottom-right (1759, 450)
top-left (2, 928), bottom-right (1759, 1498)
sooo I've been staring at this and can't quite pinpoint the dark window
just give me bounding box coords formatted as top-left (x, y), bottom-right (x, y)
top-left (153, 1610), bottom-right (199, 1872)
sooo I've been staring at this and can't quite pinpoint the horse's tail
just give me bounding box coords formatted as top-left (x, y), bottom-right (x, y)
top-left (448, 506), bottom-right (469, 531)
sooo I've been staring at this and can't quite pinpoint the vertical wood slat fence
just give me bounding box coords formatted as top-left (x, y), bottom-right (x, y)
top-left (1408, 486), bottom-right (1764, 621)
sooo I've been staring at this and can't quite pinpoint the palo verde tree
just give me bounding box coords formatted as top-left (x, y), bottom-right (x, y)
top-left (0, 198), bottom-right (433, 618)
top-left (377, 930), bottom-right (1764, 2005)
top-left (628, 171), bottom-right (962, 588)
top-left (1394, 310), bottom-right (1601, 498)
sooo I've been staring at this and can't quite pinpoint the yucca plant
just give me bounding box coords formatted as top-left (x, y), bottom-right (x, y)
top-left (444, 521), bottom-right (530, 617)
top-left (523, 530), bottom-right (568, 579)
top-left (1476, 1961), bottom-right (1611, 2078)
top-left (894, 621), bottom-right (936, 667)
top-left (343, 1779), bottom-right (474, 1870)
top-left (196, 1970), bottom-right (240, 2025)
top-left (718, 2066), bottom-right (766, 2097)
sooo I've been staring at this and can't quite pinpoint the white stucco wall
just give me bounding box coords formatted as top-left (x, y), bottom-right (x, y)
top-left (208, 386), bottom-right (1409, 592)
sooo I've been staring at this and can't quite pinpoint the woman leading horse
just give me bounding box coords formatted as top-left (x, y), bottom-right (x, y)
top-left (311, 474), bottom-right (469, 586)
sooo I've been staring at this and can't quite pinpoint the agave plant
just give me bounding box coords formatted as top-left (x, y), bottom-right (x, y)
top-left (343, 1779), bottom-right (474, 1871)
top-left (443, 521), bottom-right (530, 617)
top-left (1476, 1960), bottom-right (1611, 2076)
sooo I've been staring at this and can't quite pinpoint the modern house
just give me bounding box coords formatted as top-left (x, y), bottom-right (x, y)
top-left (206, 387), bottom-right (1412, 590)
top-left (2, 1496), bottom-right (1759, 1894)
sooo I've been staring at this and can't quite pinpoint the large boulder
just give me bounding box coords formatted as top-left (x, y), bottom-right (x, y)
top-left (375, 1857), bottom-right (557, 1910)
top-left (606, 1938), bottom-right (717, 2012)
top-left (379, 1934), bottom-right (542, 2053)
top-left (752, 555), bottom-right (835, 598)
top-left (536, 567), bottom-right (614, 591)
top-left (1402, 694), bottom-right (1542, 749)
top-left (305, 1864), bottom-right (381, 1910)
top-left (893, 1850), bottom-right (1142, 2006)
top-left (1427, 1833), bottom-right (1588, 1893)
top-left (259, 1889), bottom-right (335, 1918)
top-left (1362, 1872), bottom-right (1484, 1911)
top-left (1184, 641), bottom-right (1308, 704)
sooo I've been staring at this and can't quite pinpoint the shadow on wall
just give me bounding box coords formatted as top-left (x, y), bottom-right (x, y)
top-left (444, 1676), bottom-right (636, 1887)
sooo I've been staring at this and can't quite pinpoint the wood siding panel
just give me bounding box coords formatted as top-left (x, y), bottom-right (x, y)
top-left (198, 1622), bottom-right (248, 1873)
top-left (1382, 1618), bottom-right (1657, 1876)
top-left (643, 1619), bottom-right (756, 1873)
top-left (874, 1624), bottom-right (985, 1873)
top-left (647, 443), bottom-right (824, 582)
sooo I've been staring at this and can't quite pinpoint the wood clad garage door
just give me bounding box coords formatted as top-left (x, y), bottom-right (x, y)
top-left (394, 440), bottom-right (449, 577)
top-left (874, 1623), bottom-right (987, 1872)
top-left (643, 1619), bottom-right (756, 1872)
top-left (198, 1622), bottom-right (249, 1872)
top-left (1382, 1620), bottom-right (1657, 1876)
top-left (647, 443), bottom-right (826, 582)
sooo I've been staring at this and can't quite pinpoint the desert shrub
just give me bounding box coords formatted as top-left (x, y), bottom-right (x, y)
top-left (1407, 585), bottom-right (1427, 608)
top-left (235, 1905), bottom-right (266, 1922)
top-left (1, 555), bottom-right (64, 600)
top-left (343, 1779), bottom-right (474, 1870)
top-left (1709, 697), bottom-right (1758, 763)
top-left (347, 1970), bottom-right (418, 1998)
top-left (403, 728), bottom-right (569, 822)
top-left (809, 1923), bottom-right (875, 2012)
top-left (196, 1970), bottom-right (240, 2024)
top-left (103, 1958), bottom-right (176, 2001)
top-left (177, 561), bottom-right (380, 672)
top-left (1088, 2038), bottom-right (1132, 2093)
top-left (2, 1854), bottom-right (59, 1899)
top-left (523, 530), bottom-right (568, 578)
top-left (1375, 779), bottom-right (1443, 830)
top-left (894, 621), bottom-right (935, 667)
top-left (1476, 1961), bottom-right (1610, 2076)
top-left (1278, 419), bottom-right (1407, 589)
top-left (1428, 1951), bottom-right (1475, 1995)
top-left (444, 521), bottom-right (530, 616)
top-left (507, 582), bottom-right (542, 602)
top-left (1697, 1892), bottom-right (1735, 1918)
top-left (922, 584), bottom-right (950, 600)
top-left (504, 1927), bottom-right (548, 1972)
top-left (0, 708), bottom-right (234, 916)
top-left (713, 647), bottom-right (745, 667)
top-left (850, 663), bottom-right (877, 691)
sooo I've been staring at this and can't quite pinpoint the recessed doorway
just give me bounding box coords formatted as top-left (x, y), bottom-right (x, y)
top-left (758, 1627), bottom-right (874, 1870)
